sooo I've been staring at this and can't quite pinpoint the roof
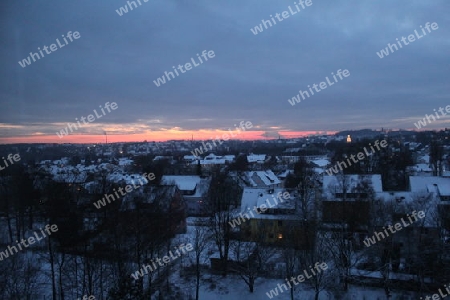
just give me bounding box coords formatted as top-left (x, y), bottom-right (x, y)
top-left (118, 158), bottom-right (134, 166)
top-left (277, 169), bottom-right (294, 179)
top-left (108, 172), bottom-right (150, 185)
top-left (247, 153), bottom-right (266, 163)
top-left (311, 159), bottom-right (330, 167)
top-left (409, 176), bottom-right (450, 196)
top-left (162, 175), bottom-right (201, 191)
top-left (323, 174), bottom-right (383, 199)
top-left (240, 188), bottom-right (296, 220)
top-left (190, 153), bottom-right (235, 165)
top-left (183, 155), bottom-right (198, 160)
top-left (53, 172), bottom-right (87, 183)
top-left (242, 170), bottom-right (281, 187)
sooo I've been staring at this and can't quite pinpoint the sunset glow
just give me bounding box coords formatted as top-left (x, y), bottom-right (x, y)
top-left (0, 130), bottom-right (332, 144)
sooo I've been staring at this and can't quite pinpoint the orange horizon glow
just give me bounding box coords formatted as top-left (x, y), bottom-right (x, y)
top-left (0, 130), bottom-right (334, 144)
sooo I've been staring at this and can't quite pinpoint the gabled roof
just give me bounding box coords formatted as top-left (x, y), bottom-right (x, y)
top-left (242, 170), bottom-right (281, 187)
top-left (240, 188), bottom-right (296, 220)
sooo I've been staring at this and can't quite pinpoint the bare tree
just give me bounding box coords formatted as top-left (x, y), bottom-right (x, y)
top-left (281, 247), bottom-right (300, 300)
top-left (230, 240), bottom-right (275, 293)
top-left (188, 223), bottom-right (211, 300)
top-left (299, 230), bottom-right (335, 300)
top-left (0, 254), bottom-right (41, 299)
top-left (207, 168), bottom-right (242, 276)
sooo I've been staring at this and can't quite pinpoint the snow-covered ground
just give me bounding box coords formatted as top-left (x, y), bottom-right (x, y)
top-left (167, 273), bottom-right (416, 300)
top-left (169, 220), bottom-right (418, 300)
top-left (0, 218), bottom-right (422, 299)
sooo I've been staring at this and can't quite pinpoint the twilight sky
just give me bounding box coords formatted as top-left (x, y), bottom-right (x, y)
top-left (0, 0), bottom-right (449, 143)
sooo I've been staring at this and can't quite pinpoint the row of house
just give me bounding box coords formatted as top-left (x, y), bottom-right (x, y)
top-left (233, 174), bottom-right (450, 253)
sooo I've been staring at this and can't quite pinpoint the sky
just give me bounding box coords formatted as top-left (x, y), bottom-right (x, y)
top-left (0, 0), bottom-right (449, 144)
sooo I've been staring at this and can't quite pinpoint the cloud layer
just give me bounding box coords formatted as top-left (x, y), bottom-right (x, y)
top-left (0, 0), bottom-right (449, 142)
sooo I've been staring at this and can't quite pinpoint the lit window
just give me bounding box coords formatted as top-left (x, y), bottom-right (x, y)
top-left (278, 233), bottom-right (283, 239)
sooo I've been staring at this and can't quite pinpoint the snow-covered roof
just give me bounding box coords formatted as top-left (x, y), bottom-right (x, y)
top-left (241, 170), bottom-right (281, 187)
top-left (313, 167), bottom-right (323, 174)
top-left (162, 175), bottom-right (201, 191)
top-left (183, 155), bottom-right (198, 161)
top-left (118, 158), bottom-right (134, 166)
top-left (154, 156), bottom-right (172, 161)
top-left (222, 155), bottom-right (235, 161)
top-left (417, 155), bottom-right (430, 163)
top-left (377, 191), bottom-right (416, 204)
top-left (190, 154), bottom-right (235, 165)
top-left (323, 174), bottom-right (383, 199)
top-left (240, 188), bottom-right (295, 219)
top-left (108, 173), bottom-right (151, 185)
top-left (277, 169), bottom-right (294, 179)
top-left (409, 176), bottom-right (450, 195)
top-left (311, 159), bottom-right (330, 168)
top-left (247, 153), bottom-right (266, 163)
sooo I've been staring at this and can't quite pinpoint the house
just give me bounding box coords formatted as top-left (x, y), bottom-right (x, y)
top-left (161, 175), bottom-right (211, 216)
top-left (240, 170), bottom-right (282, 188)
top-left (321, 175), bottom-right (382, 229)
top-left (409, 176), bottom-right (450, 201)
top-left (190, 154), bottom-right (235, 172)
top-left (409, 175), bottom-right (450, 230)
top-left (247, 153), bottom-right (266, 164)
top-left (236, 188), bottom-right (313, 249)
top-left (322, 174), bottom-right (446, 269)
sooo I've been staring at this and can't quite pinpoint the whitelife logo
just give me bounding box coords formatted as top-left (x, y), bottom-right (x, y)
top-left (420, 283), bottom-right (450, 300)
top-left (266, 262), bottom-right (328, 298)
top-left (190, 121), bottom-right (253, 157)
top-left (414, 104), bottom-right (450, 129)
top-left (115, 0), bottom-right (149, 16)
top-left (153, 50), bottom-right (215, 87)
top-left (376, 22), bottom-right (439, 59)
top-left (18, 31), bottom-right (81, 68)
top-left (288, 69), bottom-right (350, 106)
top-left (0, 224), bottom-right (58, 261)
top-left (250, 0), bottom-right (312, 35)
top-left (325, 140), bottom-right (388, 175)
top-left (56, 102), bottom-right (118, 138)
top-left (228, 191), bottom-right (291, 228)
top-left (0, 153), bottom-right (21, 171)
top-left (131, 243), bottom-right (193, 279)
top-left (93, 172), bottom-right (156, 209)
top-left (363, 210), bottom-right (425, 247)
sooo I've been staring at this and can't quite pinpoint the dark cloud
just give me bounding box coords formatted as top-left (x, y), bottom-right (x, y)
top-left (0, 0), bottom-right (449, 138)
